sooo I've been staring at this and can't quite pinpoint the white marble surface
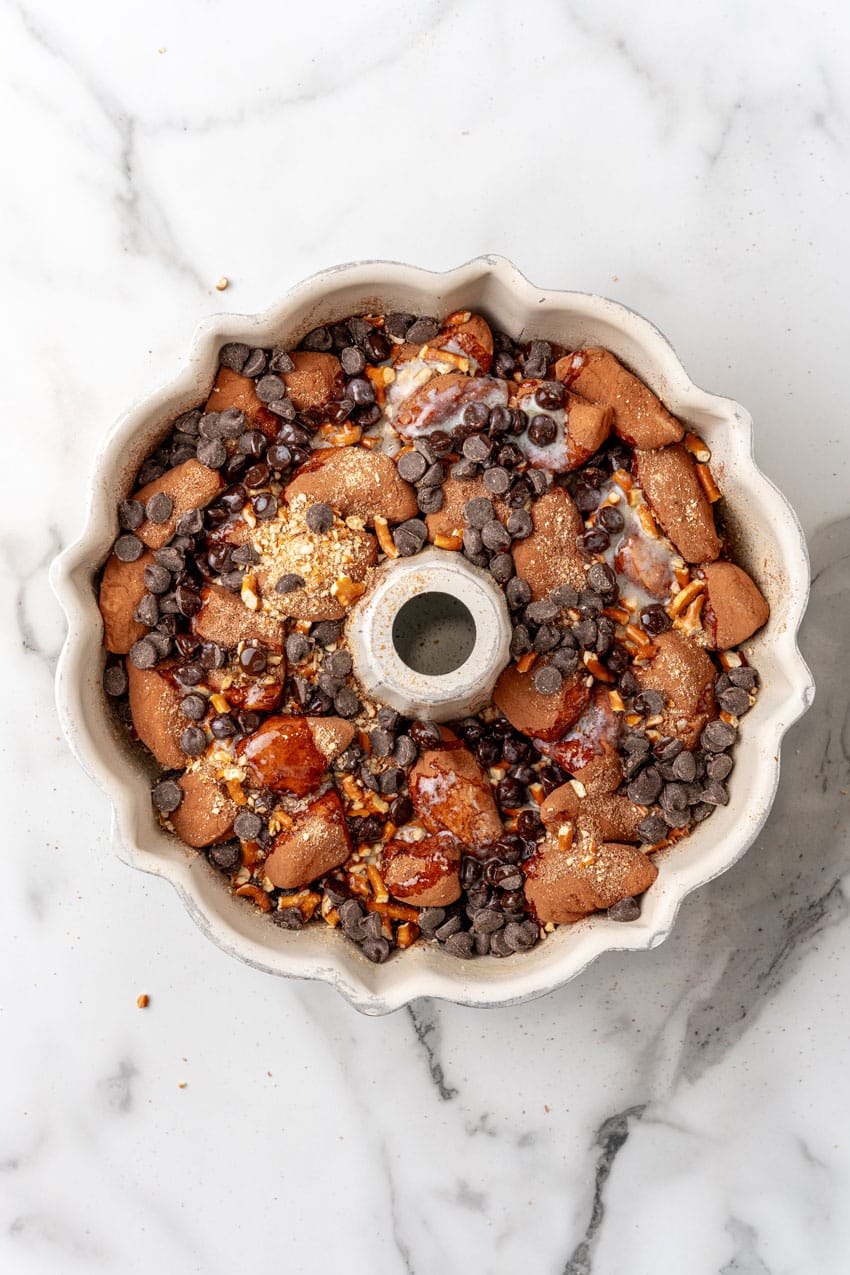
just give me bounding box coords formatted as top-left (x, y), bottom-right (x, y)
top-left (3, 1), bottom-right (850, 1271)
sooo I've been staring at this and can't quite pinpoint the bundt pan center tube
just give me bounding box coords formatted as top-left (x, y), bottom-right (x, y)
top-left (347, 547), bottom-right (512, 722)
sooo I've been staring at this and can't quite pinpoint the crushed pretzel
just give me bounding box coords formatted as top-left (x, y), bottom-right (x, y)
top-left (433, 531), bottom-right (463, 551)
top-left (516, 651), bottom-right (537, 674)
top-left (684, 432), bottom-right (711, 463)
top-left (366, 865), bottom-right (389, 903)
top-left (374, 515), bottom-right (398, 558)
top-left (395, 921), bottom-right (420, 949)
top-left (668, 578), bottom-right (705, 618)
top-left (240, 574), bottom-right (260, 611)
top-left (583, 652), bottom-right (615, 682)
top-left (557, 823), bottom-right (575, 853)
top-left (331, 575), bottom-right (367, 607)
top-left (608, 688), bottom-right (626, 713)
top-left (696, 463), bottom-right (722, 503)
top-left (236, 883), bottom-right (272, 911)
top-left (226, 778), bottom-right (247, 806)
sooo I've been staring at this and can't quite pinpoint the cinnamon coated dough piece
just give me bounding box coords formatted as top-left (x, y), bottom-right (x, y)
top-left (263, 789), bottom-right (351, 889)
top-left (425, 475), bottom-right (510, 543)
top-left (99, 550), bottom-right (154, 654)
top-left (511, 486), bottom-right (587, 597)
top-left (171, 770), bottom-right (237, 848)
top-left (206, 367), bottom-right (279, 436)
top-left (428, 312), bottom-right (494, 374)
top-left (282, 352), bottom-right (344, 412)
top-left (493, 663), bottom-right (591, 742)
top-left (699, 561), bottom-right (770, 649)
top-left (539, 783), bottom-right (645, 843)
top-left (636, 629), bottom-right (717, 749)
top-left (284, 446), bottom-right (418, 525)
top-left (134, 460), bottom-right (223, 551)
top-left (523, 831), bottom-right (658, 924)
top-left (394, 373), bottom-right (509, 438)
top-left (381, 832), bottom-right (462, 908)
top-left (538, 688), bottom-right (624, 795)
top-left (556, 349), bottom-right (684, 449)
top-left (409, 744), bottom-right (503, 850)
top-left (126, 661), bottom-right (187, 769)
top-left (238, 715), bottom-right (355, 797)
top-left (516, 381), bottom-right (612, 471)
top-left (191, 584), bottom-right (287, 652)
top-left (634, 443), bottom-right (721, 564)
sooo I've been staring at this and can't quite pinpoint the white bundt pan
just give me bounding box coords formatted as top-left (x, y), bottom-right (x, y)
top-left (51, 257), bottom-right (814, 1014)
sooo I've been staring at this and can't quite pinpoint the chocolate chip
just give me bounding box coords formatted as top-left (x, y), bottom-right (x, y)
top-left (220, 342), bottom-right (249, 372)
top-left (462, 528), bottom-right (484, 558)
top-left (242, 349), bottom-right (267, 377)
top-left (507, 509), bottom-right (533, 541)
top-left (393, 519), bottom-right (428, 557)
top-left (419, 462), bottom-right (445, 489)
top-left (637, 814), bottom-right (667, 843)
top-left (197, 438), bottom-right (227, 469)
top-left (504, 919), bottom-right (539, 951)
top-left (550, 584), bottom-right (579, 608)
top-left (200, 641), bottom-right (226, 670)
top-left (528, 414), bottom-right (558, 446)
top-left (175, 661), bottom-right (204, 686)
top-left (608, 896), bottom-right (641, 922)
top-left (534, 624), bottom-right (561, 653)
top-left (635, 689), bottom-right (665, 717)
top-left (103, 663), bottom-right (128, 697)
top-left (510, 625), bottom-right (532, 658)
top-left (274, 573), bottom-right (304, 597)
top-left (273, 907), bottom-right (305, 930)
top-left (234, 810), bottom-right (263, 840)
top-left (661, 781), bottom-right (689, 813)
top-left (176, 507), bottom-right (204, 537)
top-left (339, 346), bottom-right (365, 376)
top-left (627, 765), bottom-right (662, 805)
top-left (177, 693), bottom-right (205, 722)
top-left (144, 491), bottom-right (174, 525)
top-left (719, 686), bottom-right (751, 717)
top-left (480, 468), bottom-right (507, 497)
top-left (481, 520), bottom-right (511, 552)
top-left (417, 485), bottom-right (444, 514)
top-left (672, 750), bottom-right (697, 782)
top-left (238, 645), bottom-right (267, 676)
top-left (527, 469), bottom-right (550, 497)
top-left (209, 842), bottom-right (242, 872)
top-left (587, 562), bottom-right (616, 596)
top-left (463, 434), bottom-right (492, 463)
top-left (255, 374), bottom-right (286, 403)
top-left (150, 778), bottom-right (182, 815)
top-left (444, 931), bottom-right (474, 959)
top-left (701, 719), bottom-right (736, 752)
top-left (583, 527), bottom-right (610, 553)
top-left (506, 577), bottom-right (532, 609)
top-left (489, 553), bottom-right (514, 584)
top-left (706, 752), bottom-right (734, 782)
top-left (137, 459), bottom-right (165, 485)
top-left (598, 505), bottom-right (625, 534)
top-left (472, 907), bottom-right (503, 934)
top-left (462, 496), bottom-right (494, 528)
top-left (311, 621), bottom-right (342, 647)
top-left (129, 638), bottom-right (158, 670)
top-left (406, 317), bottom-right (439, 344)
top-left (451, 458), bottom-right (479, 481)
top-left (118, 500), bottom-right (145, 531)
top-left (410, 720), bottom-right (441, 749)
top-left (700, 780), bottom-right (729, 806)
top-left (573, 618), bottom-right (598, 650)
top-left (113, 534), bottom-right (143, 563)
top-left (393, 735), bottom-right (417, 767)
top-left (640, 604), bottom-right (672, 636)
top-left (134, 593), bottom-right (159, 626)
top-left (347, 376), bottom-right (375, 406)
top-left (251, 492), bottom-right (277, 521)
top-left (418, 908), bottom-right (446, 935)
top-left (728, 665), bottom-right (759, 690)
top-left (369, 728), bottom-right (394, 758)
top-left (179, 725), bottom-right (207, 756)
top-left (268, 347), bottom-right (295, 374)
top-left (533, 665), bottom-right (563, 696)
top-left (334, 687), bottom-right (360, 718)
top-left (397, 450), bottom-right (427, 483)
top-left (362, 936), bottom-right (391, 963)
top-left (551, 647), bottom-right (580, 675)
top-left (305, 502), bottom-right (334, 534)
top-left (378, 767), bottom-right (404, 795)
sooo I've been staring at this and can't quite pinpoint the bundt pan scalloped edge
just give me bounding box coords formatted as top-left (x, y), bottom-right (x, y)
top-left (50, 256), bottom-right (815, 1014)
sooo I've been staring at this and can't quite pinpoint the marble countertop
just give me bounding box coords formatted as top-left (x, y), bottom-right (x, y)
top-left (4, 2), bottom-right (850, 1271)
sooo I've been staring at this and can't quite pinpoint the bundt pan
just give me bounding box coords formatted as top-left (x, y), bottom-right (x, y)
top-left (50, 257), bottom-right (814, 1014)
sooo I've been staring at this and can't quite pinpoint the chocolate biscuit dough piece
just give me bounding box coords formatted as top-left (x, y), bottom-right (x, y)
top-left (381, 832), bottom-right (462, 908)
top-left (634, 443), bottom-right (721, 564)
top-left (511, 486), bottom-right (587, 597)
top-left (700, 561), bottom-right (770, 649)
top-left (636, 629), bottom-right (717, 749)
top-left (556, 348), bottom-right (684, 450)
top-left (171, 770), bottom-right (237, 848)
top-left (285, 446), bottom-right (418, 525)
top-left (263, 789), bottom-right (352, 889)
top-left (99, 550), bottom-right (154, 654)
top-left (134, 460), bottom-right (223, 551)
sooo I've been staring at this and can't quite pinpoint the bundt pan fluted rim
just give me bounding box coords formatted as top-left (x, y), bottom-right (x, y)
top-left (50, 256), bottom-right (815, 1014)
